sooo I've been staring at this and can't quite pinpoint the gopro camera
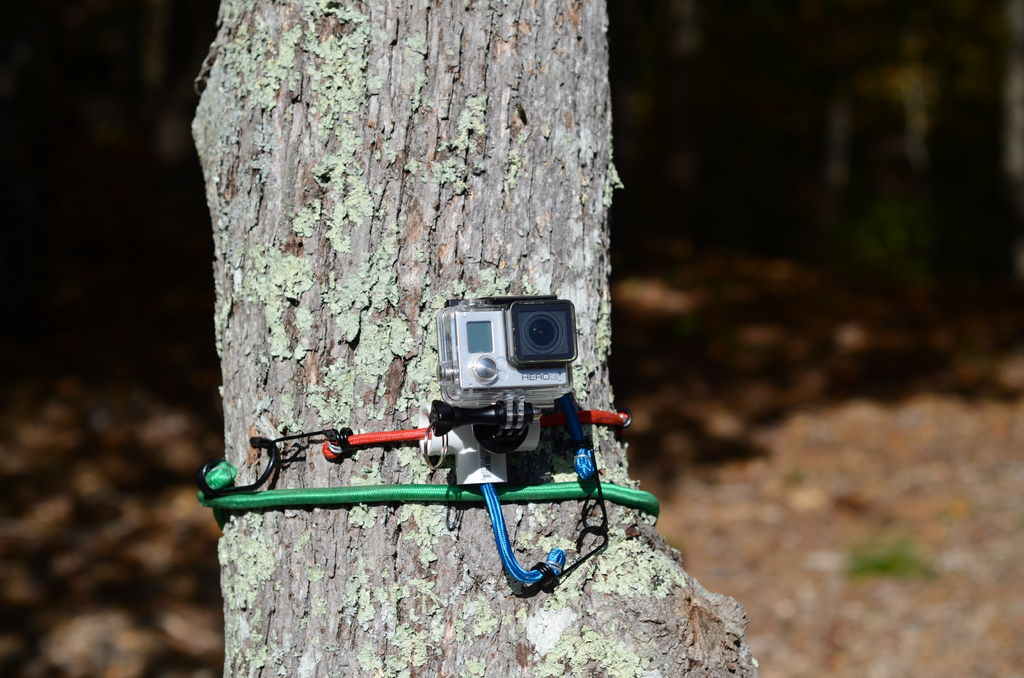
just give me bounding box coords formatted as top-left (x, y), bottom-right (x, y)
top-left (424, 295), bottom-right (577, 483)
top-left (436, 296), bottom-right (577, 409)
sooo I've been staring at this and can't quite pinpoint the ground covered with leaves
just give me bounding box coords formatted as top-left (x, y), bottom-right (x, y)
top-left (616, 248), bottom-right (1024, 678)
top-left (659, 395), bottom-right (1024, 678)
top-left (0, 379), bottom-right (225, 677)
top-left (2, 252), bottom-right (1023, 676)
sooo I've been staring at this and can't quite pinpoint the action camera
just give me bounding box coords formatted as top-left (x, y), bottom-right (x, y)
top-left (436, 296), bottom-right (577, 409)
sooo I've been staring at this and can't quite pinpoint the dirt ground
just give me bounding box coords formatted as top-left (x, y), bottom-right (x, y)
top-left (646, 394), bottom-right (1024, 678)
top-left (2, 253), bottom-right (1022, 677)
top-left (615, 252), bottom-right (1024, 678)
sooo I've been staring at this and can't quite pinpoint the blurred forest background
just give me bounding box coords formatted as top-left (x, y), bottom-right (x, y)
top-left (2, 1), bottom-right (1023, 677)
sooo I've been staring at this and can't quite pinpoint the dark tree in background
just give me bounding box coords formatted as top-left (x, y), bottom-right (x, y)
top-left (609, 1), bottom-right (1015, 280)
top-left (1005, 0), bottom-right (1024, 276)
top-left (0, 1), bottom-right (220, 390)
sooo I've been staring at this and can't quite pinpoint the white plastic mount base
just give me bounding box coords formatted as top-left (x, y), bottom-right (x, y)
top-left (417, 405), bottom-right (540, 485)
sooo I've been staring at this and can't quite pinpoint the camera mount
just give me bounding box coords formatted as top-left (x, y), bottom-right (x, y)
top-left (418, 399), bottom-right (541, 485)
top-left (427, 398), bottom-right (536, 437)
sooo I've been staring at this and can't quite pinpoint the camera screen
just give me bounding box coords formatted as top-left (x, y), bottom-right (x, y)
top-left (466, 321), bottom-right (493, 353)
top-left (508, 300), bottom-right (577, 365)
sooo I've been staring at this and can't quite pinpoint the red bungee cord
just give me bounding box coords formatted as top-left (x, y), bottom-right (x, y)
top-left (321, 408), bottom-right (630, 461)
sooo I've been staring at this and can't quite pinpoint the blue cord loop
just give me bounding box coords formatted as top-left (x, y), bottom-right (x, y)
top-left (557, 394), bottom-right (595, 480)
top-left (479, 394), bottom-right (606, 584)
top-left (574, 447), bottom-right (596, 480)
top-left (545, 549), bottom-right (567, 574)
top-left (481, 483), bottom-right (564, 584)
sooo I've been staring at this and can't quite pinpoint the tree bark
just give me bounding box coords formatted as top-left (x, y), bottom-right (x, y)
top-left (192, 1), bottom-right (756, 676)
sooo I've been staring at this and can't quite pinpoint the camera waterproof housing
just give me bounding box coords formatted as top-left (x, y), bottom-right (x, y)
top-left (436, 296), bottom-right (577, 409)
top-left (424, 295), bottom-right (578, 484)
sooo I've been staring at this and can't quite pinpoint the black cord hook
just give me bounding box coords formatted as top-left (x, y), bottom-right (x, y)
top-left (194, 429), bottom-right (341, 498)
top-left (194, 437), bottom-right (281, 498)
top-left (556, 470), bottom-right (610, 581)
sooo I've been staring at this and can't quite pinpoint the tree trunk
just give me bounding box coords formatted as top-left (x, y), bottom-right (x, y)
top-left (192, 1), bottom-right (756, 676)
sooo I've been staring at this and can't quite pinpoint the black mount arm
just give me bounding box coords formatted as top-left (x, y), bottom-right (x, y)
top-left (428, 400), bottom-right (535, 437)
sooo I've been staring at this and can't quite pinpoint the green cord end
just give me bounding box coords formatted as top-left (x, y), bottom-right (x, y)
top-left (205, 460), bottom-right (238, 490)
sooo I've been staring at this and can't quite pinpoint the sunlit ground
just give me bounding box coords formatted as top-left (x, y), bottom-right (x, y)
top-left (614, 248), bottom-right (1024, 678)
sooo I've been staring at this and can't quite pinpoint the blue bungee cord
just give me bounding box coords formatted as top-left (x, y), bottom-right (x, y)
top-left (480, 393), bottom-right (599, 584)
top-left (481, 483), bottom-right (565, 584)
top-left (560, 393), bottom-right (597, 480)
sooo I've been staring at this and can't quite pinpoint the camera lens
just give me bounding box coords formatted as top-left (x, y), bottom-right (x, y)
top-left (522, 312), bottom-right (563, 355)
top-left (507, 299), bottom-right (577, 366)
top-left (527, 316), bottom-right (558, 349)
